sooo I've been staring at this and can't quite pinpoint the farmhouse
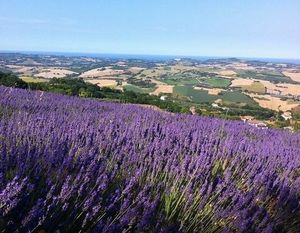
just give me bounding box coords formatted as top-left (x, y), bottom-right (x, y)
top-left (240, 116), bottom-right (254, 123)
top-left (241, 116), bottom-right (267, 129)
top-left (281, 112), bottom-right (292, 121)
top-left (283, 126), bottom-right (294, 132)
top-left (212, 103), bottom-right (220, 108)
top-left (248, 120), bottom-right (268, 129)
top-left (190, 106), bottom-right (197, 115)
top-left (160, 95), bottom-right (168, 101)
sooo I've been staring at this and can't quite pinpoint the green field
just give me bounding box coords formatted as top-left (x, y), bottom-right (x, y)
top-left (159, 74), bottom-right (231, 88)
top-left (174, 86), bottom-right (217, 103)
top-left (124, 84), bottom-right (155, 94)
top-left (240, 81), bottom-right (266, 94)
top-left (200, 77), bottom-right (231, 88)
top-left (236, 70), bottom-right (296, 84)
top-left (160, 76), bottom-right (200, 85)
top-left (20, 76), bottom-right (48, 83)
top-left (221, 91), bottom-right (257, 106)
top-left (174, 85), bottom-right (257, 106)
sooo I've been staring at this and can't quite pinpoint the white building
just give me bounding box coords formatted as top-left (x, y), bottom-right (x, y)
top-left (281, 112), bottom-right (292, 121)
top-left (160, 95), bottom-right (167, 101)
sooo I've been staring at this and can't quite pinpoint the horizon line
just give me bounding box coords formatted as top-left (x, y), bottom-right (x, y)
top-left (1, 49), bottom-right (300, 62)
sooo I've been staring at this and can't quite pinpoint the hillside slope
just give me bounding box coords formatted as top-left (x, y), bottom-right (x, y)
top-left (0, 86), bottom-right (299, 232)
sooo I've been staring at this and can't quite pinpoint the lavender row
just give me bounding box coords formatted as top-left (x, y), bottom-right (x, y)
top-left (0, 86), bottom-right (299, 232)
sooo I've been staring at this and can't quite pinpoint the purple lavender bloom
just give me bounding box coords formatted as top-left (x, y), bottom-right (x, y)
top-left (0, 86), bottom-right (299, 232)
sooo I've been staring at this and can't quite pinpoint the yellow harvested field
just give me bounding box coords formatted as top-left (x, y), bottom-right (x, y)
top-left (34, 68), bottom-right (76, 78)
top-left (231, 79), bottom-right (265, 93)
top-left (247, 93), bottom-right (299, 112)
top-left (257, 80), bottom-right (300, 96)
top-left (6, 65), bottom-right (37, 74)
top-left (128, 67), bottom-right (144, 74)
top-left (231, 78), bottom-right (300, 96)
top-left (79, 68), bottom-right (124, 78)
top-left (282, 71), bottom-right (300, 82)
top-left (194, 87), bottom-right (224, 95)
top-left (218, 70), bottom-right (237, 76)
top-left (151, 85), bottom-right (174, 96)
top-left (229, 63), bottom-right (256, 71)
top-left (231, 78), bottom-right (254, 87)
top-left (86, 79), bottom-right (117, 87)
top-left (170, 65), bottom-right (198, 72)
top-left (206, 88), bottom-right (223, 95)
top-left (20, 76), bottom-right (48, 83)
top-left (276, 84), bottom-right (300, 96)
top-left (138, 65), bottom-right (198, 78)
top-left (139, 69), bottom-right (168, 78)
top-left (258, 80), bottom-right (276, 90)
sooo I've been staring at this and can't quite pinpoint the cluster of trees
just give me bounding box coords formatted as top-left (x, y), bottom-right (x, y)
top-left (30, 78), bottom-right (105, 98)
top-left (127, 78), bottom-right (156, 88)
top-left (194, 105), bottom-right (275, 121)
top-left (0, 71), bottom-right (28, 89)
top-left (231, 104), bottom-right (275, 120)
top-left (0, 72), bottom-right (104, 98)
top-left (0, 71), bottom-right (189, 113)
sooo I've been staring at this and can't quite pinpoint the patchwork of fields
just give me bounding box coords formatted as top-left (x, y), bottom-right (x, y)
top-left (1, 54), bottom-right (300, 114)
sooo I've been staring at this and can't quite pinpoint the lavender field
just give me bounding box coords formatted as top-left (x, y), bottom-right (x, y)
top-left (0, 86), bottom-right (299, 233)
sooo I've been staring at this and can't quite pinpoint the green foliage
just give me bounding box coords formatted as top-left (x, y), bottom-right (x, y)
top-left (32, 78), bottom-right (105, 98)
top-left (273, 120), bottom-right (290, 128)
top-left (292, 113), bottom-right (300, 121)
top-left (227, 105), bottom-right (275, 120)
top-left (0, 71), bottom-right (28, 89)
top-left (0, 72), bottom-right (277, 121)
top-left (174, 86), bottom-right (256, 106)
top-left (26, 77), bottom-right (188, 113)
top-left (123, 84), bottom-right (154, 94)
top-left (127, 78), bottom-right (156, 88)
top-left (240, 81), bottom-right (266, 94)
top-left (294, 122), bottom-right (300, 131)
top-left (200, 77), bottom-right (231, 88)
top-left (236, 70), bottom-right (296, 84)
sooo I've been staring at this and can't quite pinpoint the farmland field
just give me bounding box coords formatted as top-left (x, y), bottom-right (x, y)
top-left (247, 93), bottom-right (300, 111)
top-left (34, 68), bottom-right (77, 79)
top-left (174, 85), bottom-right (256, 105)
top-left (20, 76), bottom-right (49, 83)
top-left (240, 81), bottom-right (266, 94)
top-left (201, 77), bottom-right (231, 88)
top-left (123, 84), bottom-right (155, 93)
top-left (2, 53), bottom-right (300, 114)
top-left (0, 86), bottom-right (299, 232)
top-left (236, 70), bottom-right (296, 84)
top-left (86, 79), bottom-right (118, 87)
top-left (159, 75), bottom-right (200, 85)
top-left (174, 85), bottom-right (217, 103)
top-left (159, 75), bottom-right (231, 88)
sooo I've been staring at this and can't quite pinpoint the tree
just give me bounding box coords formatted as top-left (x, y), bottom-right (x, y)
top-left (0, 71), bottom-right (28, 89)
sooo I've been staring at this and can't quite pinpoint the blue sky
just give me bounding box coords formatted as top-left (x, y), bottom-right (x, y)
top-left (0, 0), bottom-right (299, 58)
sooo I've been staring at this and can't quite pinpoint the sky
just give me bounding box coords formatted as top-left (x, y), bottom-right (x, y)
top-left (0, 0), bottom-right (299, 59)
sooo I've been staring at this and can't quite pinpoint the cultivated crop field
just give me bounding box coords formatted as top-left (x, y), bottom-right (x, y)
top-left (174, 86), bottom-right (256, 106)
top-left (200, 77), bottom-right (231, 88)
top-left (0, 86), bottom-right (299, 232)
top-left (123, 84), bottom-right (155, 94)
top-left (235, 70), bottom-right (296, 84)
top-left (20, 76), bottom-right (49, 83)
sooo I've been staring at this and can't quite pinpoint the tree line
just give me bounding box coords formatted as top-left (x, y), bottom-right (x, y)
top-left (0, 71), bottom-right (190, 113)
